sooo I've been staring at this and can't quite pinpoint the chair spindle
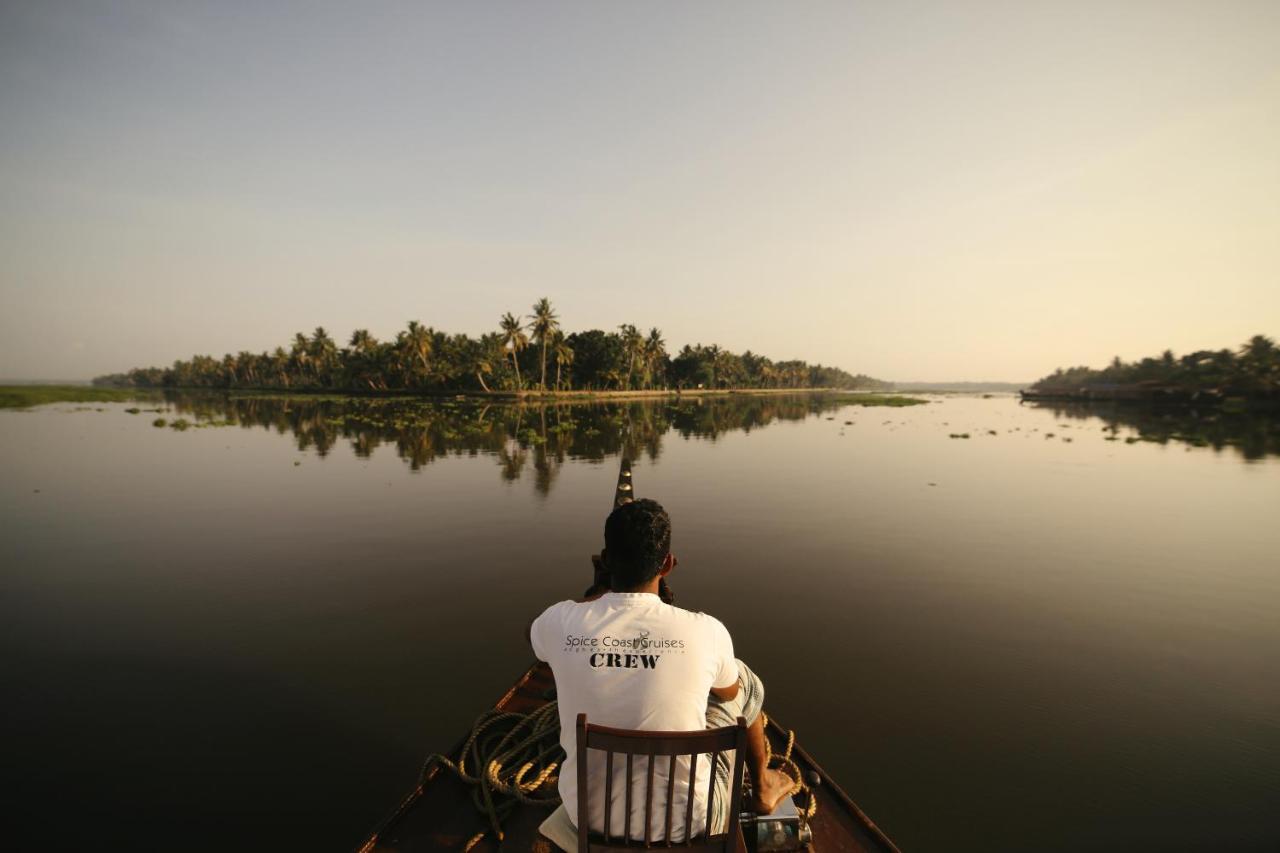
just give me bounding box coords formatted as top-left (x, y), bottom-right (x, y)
top-left (684, 750), bottom-right (697, 842)
top-left (706, 750), bottom-right (720, 835)
top-left (624, 752), bottom-right (633, 844)
top-left (664, 753), bottom-right (676, 844)
top-left (604, 751), bottom-right (614, 840)
top-left (644, 745), bottom-right (655, 846)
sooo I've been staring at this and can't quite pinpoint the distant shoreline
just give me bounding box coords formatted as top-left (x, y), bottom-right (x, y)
top-left (1020, 387), bottom-right (1279, 411)
top-left (0, 385), bottom-right (165, 409)
top-left (1, 384), bottom-right (928, 409)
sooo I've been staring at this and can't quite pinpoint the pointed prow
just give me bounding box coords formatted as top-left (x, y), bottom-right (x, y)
top-left (613, 458), bottom-right (634, 509)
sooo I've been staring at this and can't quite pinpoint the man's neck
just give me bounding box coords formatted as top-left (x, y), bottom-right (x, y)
top-left (611, 578), bottom-right (661, 596)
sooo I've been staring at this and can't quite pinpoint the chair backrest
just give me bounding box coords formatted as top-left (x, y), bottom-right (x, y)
top-left (575, 712), bottom-right (748, 853)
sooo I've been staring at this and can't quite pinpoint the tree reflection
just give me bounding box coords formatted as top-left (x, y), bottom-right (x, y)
top-left (1027, 401), bottom-right (1280, 461)
top-left (161, 392), bottom-right (862, 489)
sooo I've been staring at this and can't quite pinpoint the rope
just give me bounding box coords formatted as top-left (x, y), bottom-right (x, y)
top-left (422, 701), bottom-right (565, 852)
top-left (759, 712), bottom-right (818, 821)
top-left (420, 703), bottom-right (817, 852)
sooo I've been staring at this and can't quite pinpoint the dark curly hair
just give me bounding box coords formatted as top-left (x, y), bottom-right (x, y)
top-left (603, 498), bottom-right (672, 591)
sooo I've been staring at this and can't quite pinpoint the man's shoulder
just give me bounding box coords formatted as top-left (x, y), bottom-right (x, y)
top-left (536, 598), bottom-right (576, 617)
top-left (532, 599), bottom-right (578, 627)
top-left (668, 605), bottom-right (732, 636)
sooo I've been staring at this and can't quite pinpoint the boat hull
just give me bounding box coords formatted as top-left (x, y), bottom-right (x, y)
top-left (357, 663), bottom-right (900, 853)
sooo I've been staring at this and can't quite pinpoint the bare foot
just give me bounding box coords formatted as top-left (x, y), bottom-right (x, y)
top-left (749, 767), bottom-right (796, 815)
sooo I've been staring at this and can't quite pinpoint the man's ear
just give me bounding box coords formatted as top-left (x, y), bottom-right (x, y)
top-left (658, 553), bottom-right (676, 577)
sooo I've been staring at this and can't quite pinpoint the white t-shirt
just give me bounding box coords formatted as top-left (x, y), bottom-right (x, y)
top-left (530, 592), bottom-right (739, 841)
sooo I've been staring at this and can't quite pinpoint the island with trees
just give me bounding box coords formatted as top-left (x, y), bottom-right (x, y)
top-left (92, 298), bottom-right (890, 396)
top-left (1023, 334), bottom-right (1279, 408)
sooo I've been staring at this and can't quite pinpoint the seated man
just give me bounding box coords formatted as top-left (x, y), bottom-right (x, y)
top-left (529, 498), bottom-right (793, 842)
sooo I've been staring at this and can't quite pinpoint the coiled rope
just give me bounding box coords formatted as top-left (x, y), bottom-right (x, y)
top-left (760, 712), bottom-right (818, 821)
top-left (424, 703), bottom-right (817, 851)
top-left (423, 701), bottom-right (565, 852)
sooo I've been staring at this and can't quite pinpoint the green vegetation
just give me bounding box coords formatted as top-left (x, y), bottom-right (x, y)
top-left (828, 394), bottom-right (928, 407)
top-left (92, 298), bottom-right (890, 395)
top-left (0, 385), bottom-right (161, 409)
top-left (1031, 334), bottom-right (1279, 400)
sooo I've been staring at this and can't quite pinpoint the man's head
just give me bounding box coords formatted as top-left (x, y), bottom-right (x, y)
top-left (603, 498), bottom-right (672, 591)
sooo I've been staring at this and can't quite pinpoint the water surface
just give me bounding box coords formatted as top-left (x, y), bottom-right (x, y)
top-left (3, 393), bottom-right (1278, 851)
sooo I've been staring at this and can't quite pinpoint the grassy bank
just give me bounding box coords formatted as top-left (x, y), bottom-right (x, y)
top-left (828, 393), bottom-right (930, 407)
top-left (0, 385), bottom-right (163, 409)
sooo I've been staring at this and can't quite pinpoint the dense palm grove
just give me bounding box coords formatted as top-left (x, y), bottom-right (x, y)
top-left (93, 298), bottom-right (888, 393)
top-left (1031, 334), bottom-right (1280, 394)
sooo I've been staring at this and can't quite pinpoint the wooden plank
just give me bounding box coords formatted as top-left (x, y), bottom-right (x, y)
top-left (586, 725), bottom-right (740, 755)
top-left (763, 715), bottom-right (902, 853)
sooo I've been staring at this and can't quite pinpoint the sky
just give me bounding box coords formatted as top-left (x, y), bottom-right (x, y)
top-left (1, 1), bottom-right (1278, 383)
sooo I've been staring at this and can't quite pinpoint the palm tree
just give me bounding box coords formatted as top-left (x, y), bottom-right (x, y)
top-left (486, 332), bottom-right (509, 391)
top-left (222, 353), bottom-right (239, 386)
top-left (473, 360), bottom-right (494, 392)
top-left (643, 328), bottom-right (666, 389)
top-left (530, 297), bottom-right (559, 392)
top-left (1105, 355), bottom-right (1126, 383)
top-left (270, 347), bottom-right (291, 388)
top-left (553, 331), bottom-right (575, 391)
top-left (310, 327), bottom-right (338, 387)
top-left (290, 333), bottom-right (311, 381)
top-left (469, 333), bottom-right (504, 393)
top-left (348, 329), bottom-right (385, 390)
top-left (402, 321), bottom-right (432, 374)
top-left (619, 324), bottom-right (644, 390)
top-left (349, 328), bottom-right (376, 354)
top-left (704, 344), bottom-right (721, 388)
top-left (713, 348), bottom-right (740, 388)
top-left (236, 351), bottom-right (258, 385)
top-left (499, 312), bottom-right (528, 390)
top-left (1239, 334), bottom-right (1278, 385)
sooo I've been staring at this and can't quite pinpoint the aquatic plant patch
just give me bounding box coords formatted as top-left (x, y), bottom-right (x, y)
top-left (0, 386), bottom-right (163, 409)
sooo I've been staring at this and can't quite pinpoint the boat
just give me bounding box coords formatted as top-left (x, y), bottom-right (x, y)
top-left (356, 461), bottom-right (902, 853)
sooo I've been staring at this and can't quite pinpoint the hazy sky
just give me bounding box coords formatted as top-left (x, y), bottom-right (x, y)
top-left (2, 1), bottom-right (1278, 382)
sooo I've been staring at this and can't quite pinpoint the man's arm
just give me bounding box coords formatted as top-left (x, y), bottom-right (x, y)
top-left (709, 618), bottom-right (740, 701)
top-left (709, 681), bottom-right (740, 702)
top-left (528, 603), bottom-right (558, 660)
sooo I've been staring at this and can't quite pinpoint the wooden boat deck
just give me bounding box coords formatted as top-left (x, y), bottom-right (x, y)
top-left (357, 663), bottom-right (900, 853)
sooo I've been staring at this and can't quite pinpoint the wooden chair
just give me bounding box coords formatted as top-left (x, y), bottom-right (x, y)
top-left (575, 712), bottom-right (748, 853)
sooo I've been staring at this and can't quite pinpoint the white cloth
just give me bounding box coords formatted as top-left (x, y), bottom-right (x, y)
top-left (530, 592), bottom-right (739, 842)
top-left (538, 804), bottom-right (577, 853)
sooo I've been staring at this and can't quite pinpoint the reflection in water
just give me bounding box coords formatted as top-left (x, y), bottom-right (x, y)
top-left (1025, 400), bottom-right (1280, 460)
top-left (163, 392), bottom-right (861, 487)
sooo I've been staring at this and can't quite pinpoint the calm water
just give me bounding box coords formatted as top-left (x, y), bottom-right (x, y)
top-left (3, 393), bottom-right (1279, 852)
